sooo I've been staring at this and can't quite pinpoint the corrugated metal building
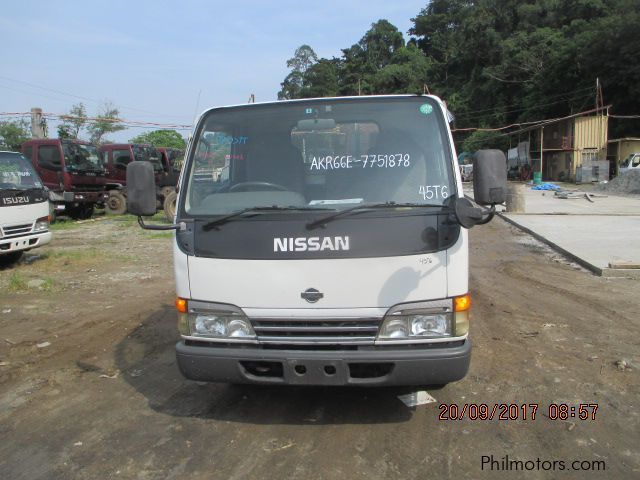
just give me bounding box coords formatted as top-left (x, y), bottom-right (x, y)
top-left (506, 108), bottom-right (609, 182)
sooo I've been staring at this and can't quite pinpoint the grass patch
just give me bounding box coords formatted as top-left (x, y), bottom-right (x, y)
top-left (147, 232), bottom-right (174, 239)
top-left (8, 272), bottom-right (27, 291)
top-left (50, 218), bottom-right (83, 231)
top-left (50, 248), bottom-right (100, 261)
top-left (41, 277), bottom-right (55, 292)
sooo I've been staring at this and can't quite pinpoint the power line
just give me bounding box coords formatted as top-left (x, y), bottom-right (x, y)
top-left (0, 111), bottom-right (192, 131)
top-left (453, 105), bottom-right (613, 147)
top-left (453, 85), bottom-right (594, 119)
top-left (455, 91), bottom-right (593, 123)
top-left (0, 74), bottom-right (177, 117)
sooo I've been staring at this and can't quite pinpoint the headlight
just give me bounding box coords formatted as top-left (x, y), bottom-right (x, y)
top-left (176, 299), bottom-right (256, 342)
top-left (378, 313), bottom-right (453, 340)
top-left (377, 296), bottom-right (470, 342)
top-left (33, 216), bottom-right (49, 232)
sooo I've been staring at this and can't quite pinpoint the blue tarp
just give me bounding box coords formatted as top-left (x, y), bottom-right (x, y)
top-left (531, 183), bottom-right (561, 191)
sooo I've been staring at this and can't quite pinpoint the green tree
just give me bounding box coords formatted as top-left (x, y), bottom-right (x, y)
top-left (340, 20), bottom-right (406, 95)
top-left (372, 44), bottom-right (431, 94)
top-left (299, 59), bottom-right (341, 98)
top-left (87, 102), bottom-right (126, 145)
top-left (57, 124), bottom-right (72, 139)
top-left (278, 45), bottom-right (318, 100)
top-left (129, 130), bottom-right (186, 149)
top-left (0, 119), bottom-right (31, 151)
top-left (58, 103), bottom-right (88, 139)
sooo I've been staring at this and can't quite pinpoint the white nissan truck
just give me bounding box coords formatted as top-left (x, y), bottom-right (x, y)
top-left (127, 95), bottom-right (506, 386)
top-left (0, 151), bottom-right (51, 267)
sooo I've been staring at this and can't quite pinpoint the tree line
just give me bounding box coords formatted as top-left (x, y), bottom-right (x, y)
top-left (0, 102), bottom-right (185, 151)
top-left (278, 0), bottom-right (640, 151)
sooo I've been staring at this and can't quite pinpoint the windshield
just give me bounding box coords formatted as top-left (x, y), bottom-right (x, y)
top-left (0, 152), bottom-right (43, 190)
top-left (183, 96), bottom-right (455, 217)
top-left (63, 142), bottom-right (102, 171)
top-left (133, 145), bottom-right (163, 172)
top-left (168, 149), bottom-right (185, 171)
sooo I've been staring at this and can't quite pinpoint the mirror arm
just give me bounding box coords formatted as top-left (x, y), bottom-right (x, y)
top-left (475, 205), bottom-right (496, 225)
top-left (137, 216), bottom-right (185, 231)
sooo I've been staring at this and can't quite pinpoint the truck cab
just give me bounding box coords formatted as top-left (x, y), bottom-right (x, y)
top-left (100, 144), bottom-right (166, 214)
top-left (21, 139), bottom-right (107, 219)
top-left (157, 147), bottom-right (184, 189)
top-left (128, 95), bottom-right (506, 386)
top-left (0, 151), bottom-right (52, 266)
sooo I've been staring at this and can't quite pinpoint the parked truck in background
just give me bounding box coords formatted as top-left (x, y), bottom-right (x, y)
top-left (100, 144), bottom-right (182, 216)
top-left (127, 95), bottom-right (506, 386)
top-left (157, 147), bottom-right (185, 221)
top-left (0, 151), bottom-right (52, 267)
top-left (21, 139), bottom-right (108, 220)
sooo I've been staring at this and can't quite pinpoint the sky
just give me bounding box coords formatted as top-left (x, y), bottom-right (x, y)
top-left (0, 0), bottom-right (429, 143)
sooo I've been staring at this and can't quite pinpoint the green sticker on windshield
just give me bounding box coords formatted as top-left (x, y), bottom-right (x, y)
top-left (419, 104), bottom-right (433, 115)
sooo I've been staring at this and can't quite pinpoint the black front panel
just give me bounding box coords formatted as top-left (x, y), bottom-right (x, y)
top-left (184, 213), bottom-right (460, 260)
top-left (0, 189), bottom-right (47, 207)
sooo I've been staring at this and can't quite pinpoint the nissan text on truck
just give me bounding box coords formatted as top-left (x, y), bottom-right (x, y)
top-left (127, 95), bottom-right (506, 386)
top-left (1, 151), bottom-right (51, 267)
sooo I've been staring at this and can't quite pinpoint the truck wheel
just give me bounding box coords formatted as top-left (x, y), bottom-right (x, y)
top-left (0, 251), bottom-right (24, 268)
top-left (163, 191), bottom-right (177, 222)
top-left (106, 192), bottom-right (127, 215)
top-left (161, 186), bottom-right (175, 200)
top-left (68, 204), bottom-right (94, 220)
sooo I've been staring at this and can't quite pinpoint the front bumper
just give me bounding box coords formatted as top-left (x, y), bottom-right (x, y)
top-left (61, 191), bottom-right (109, 204)
top-left (0, 231), bottom-right (52, 254)
top-left (176, 339), bottom-right (470, 386)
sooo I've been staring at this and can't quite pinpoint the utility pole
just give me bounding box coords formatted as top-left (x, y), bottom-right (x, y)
top-left (30, 107), bottom-right (45, 138)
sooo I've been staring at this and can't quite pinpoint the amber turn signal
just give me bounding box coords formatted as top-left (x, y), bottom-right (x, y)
top-left (454, 294), bottom-right (471, 312)
top-left (175, 297), bottom-right (188, 313)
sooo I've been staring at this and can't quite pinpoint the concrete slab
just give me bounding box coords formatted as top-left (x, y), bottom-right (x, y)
top-left (500, 214), bottom-right (640, 277)
top-left (507, 185), bottom-right (640, 215)
top-left (464, 182), bottom-right (640, 277)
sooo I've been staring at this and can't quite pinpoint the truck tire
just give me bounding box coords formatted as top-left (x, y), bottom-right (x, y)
top-left (68, 204), bottom-right (94, 220)
top-left (0, 251), bottom-right (23, 268)
top-left (163, 191), bottom-right (177, 222)
top-left (106, 191), bottom-right (127, 215)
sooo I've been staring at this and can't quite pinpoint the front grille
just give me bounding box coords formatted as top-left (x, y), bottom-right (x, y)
top-left (73, 185), bottom-right (104, 192)
top-left (1, 223), bottom-right (33, 238)
top-left (251, 317), bottom-right (382, 345)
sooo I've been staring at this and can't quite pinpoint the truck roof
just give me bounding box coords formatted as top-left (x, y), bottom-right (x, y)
top-left (195, 94), bottom-right (448, 126)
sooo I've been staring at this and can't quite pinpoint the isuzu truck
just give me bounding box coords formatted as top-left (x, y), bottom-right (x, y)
top-left (0, 151), bottom-right (51, 267)
top-left (127, 95), bottom-right (506, 386)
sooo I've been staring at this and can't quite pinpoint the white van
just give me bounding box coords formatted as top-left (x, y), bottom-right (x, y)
top-left (127, 95), bottom-right (506, 386)
top-left (619, 153), bottom-right (640, 175)
top-left (0, 151), bottom-right (52, 266)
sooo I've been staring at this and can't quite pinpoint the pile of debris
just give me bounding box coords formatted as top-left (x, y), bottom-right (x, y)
top-left (597, 170), bottom-right (640, 195)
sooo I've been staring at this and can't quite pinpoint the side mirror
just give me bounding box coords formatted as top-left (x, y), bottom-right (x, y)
top-left (126, 161), bottom-right (157, 216)
top-left (473, 149), bottom-right (507, 205)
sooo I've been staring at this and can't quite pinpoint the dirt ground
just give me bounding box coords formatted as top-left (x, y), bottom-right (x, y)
top-left (0, 214), bottom-right (638, 479)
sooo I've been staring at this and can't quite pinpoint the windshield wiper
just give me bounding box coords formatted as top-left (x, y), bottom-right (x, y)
top-left (202, 205), bottom-right (332, 231)
top-left (306, 202), bottom-right (446, 230)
